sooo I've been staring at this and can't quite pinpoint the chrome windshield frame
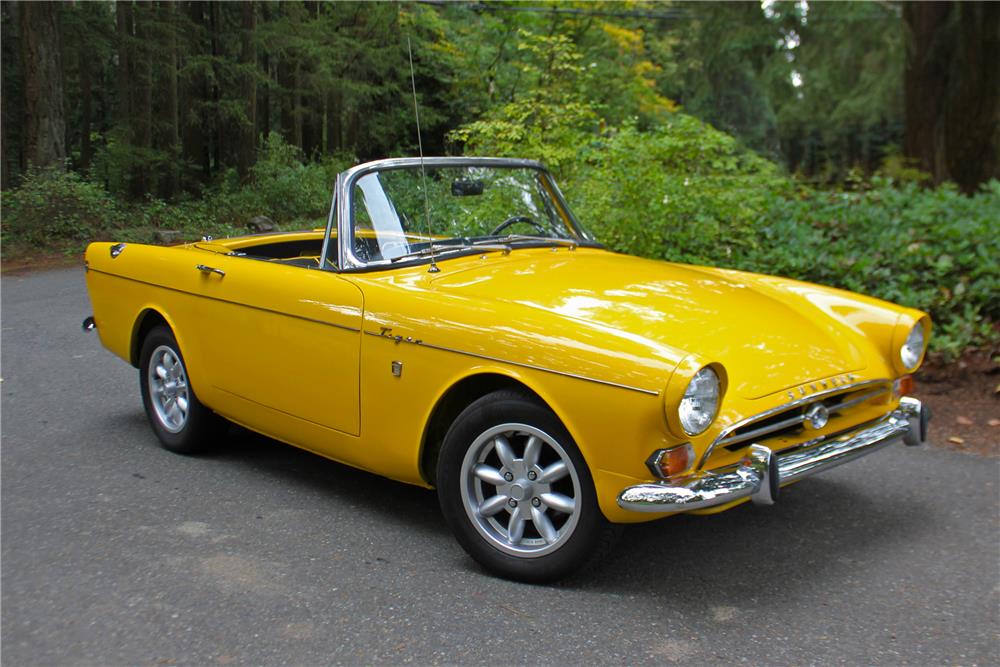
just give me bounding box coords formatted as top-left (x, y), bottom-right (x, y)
top-left (322, 157), bottom-right (593, 272)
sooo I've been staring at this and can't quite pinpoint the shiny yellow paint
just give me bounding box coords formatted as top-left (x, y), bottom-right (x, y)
top-left (84, 230), bottom-right (928, 524)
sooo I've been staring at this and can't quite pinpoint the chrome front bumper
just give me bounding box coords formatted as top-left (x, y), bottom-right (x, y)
top-left (617, 397), bottom-right (928, 513)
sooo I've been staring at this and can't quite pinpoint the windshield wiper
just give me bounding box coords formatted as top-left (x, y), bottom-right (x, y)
top-left (482, 234), bottom-right (580, 250)
top-left (390, 242), bottom-right (511, 263)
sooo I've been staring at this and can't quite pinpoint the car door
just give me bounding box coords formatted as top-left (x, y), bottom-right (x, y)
top-left (192, 255), bottom-right (364, 437)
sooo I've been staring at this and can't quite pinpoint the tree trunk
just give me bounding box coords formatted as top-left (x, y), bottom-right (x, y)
top-left (159, 0), bottom-right (180, 198)
top-left (346, 107), bottom-right (360, 158)
top-left (20, 1), bottom-right (66, 169)
top-left (256, 0), bottom-right (271, 142)
top-left (945, 3), bottom-right (1000, 191)
top-left (902, 2), bottom-right (953, 183)
top-left (903, 1), bottom-right (1000, 192)
top-left (236, 0), bottom-right (257, 181)
top-left (301, 95), bottom-right (321, 159)
top-left (116, 1), bottom-right (132, 127)
top-left (326, 88), bottom-right (343, 154)
top-left (2, 0), bottom-right (23, 188)
top-left (181, 0), bottom-right (210, 184)
top-left (79, 37), bottom-right (93, 173)
top-left (259, 51), bottom-right (271, 142)
top-left (209, 0), bottom-right (222, 172)
top-left (293, 62), bottom-right (303, 151)
top-left (278, 58), bottom-right (295, 146)
top-left (130, 1), bottom-right (153, 198)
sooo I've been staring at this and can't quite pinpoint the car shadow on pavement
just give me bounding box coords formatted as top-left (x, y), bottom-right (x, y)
top-left (140, 418), bottom-right (932, 595)
top-left (574, 477), bottom-right (933, 601)
top-left (210, 425), bottom-right (448, 538)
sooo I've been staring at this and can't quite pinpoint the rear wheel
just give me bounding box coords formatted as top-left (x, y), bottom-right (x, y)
top-left (139, 324), bottom-right (225, 454)
top-left (437, 390), bottom-right (617, 582)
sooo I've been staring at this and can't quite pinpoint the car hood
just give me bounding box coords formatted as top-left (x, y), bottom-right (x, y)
top-left (429, 249), bottom-right (867, 399)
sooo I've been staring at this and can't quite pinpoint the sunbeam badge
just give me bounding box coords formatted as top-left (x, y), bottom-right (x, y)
top-left (804, 403), bottom-right (830, 430)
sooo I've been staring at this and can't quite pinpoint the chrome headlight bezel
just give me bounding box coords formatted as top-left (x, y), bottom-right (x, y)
top-left (899, 321), bottom-right (927, 371)
top-left (678, 366), bottom-right (721, 436)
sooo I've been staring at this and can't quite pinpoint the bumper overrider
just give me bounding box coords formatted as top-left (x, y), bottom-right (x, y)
top-left (618, 397), bottom-right (929, 513)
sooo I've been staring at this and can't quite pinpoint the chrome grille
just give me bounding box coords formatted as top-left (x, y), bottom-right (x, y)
top-left (698, 380), bottom-right (891, 469)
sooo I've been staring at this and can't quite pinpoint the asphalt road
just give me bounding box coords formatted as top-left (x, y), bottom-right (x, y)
top-left (2, 267), bottom-right (998, 666)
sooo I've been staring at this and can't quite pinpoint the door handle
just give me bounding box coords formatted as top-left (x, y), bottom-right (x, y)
top-left (195, 264), bottom-right (225, 277)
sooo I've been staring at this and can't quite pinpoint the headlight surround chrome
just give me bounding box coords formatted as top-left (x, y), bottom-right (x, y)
top-left (899, 322), bottom-right (926, 371)
top-left (678, 367), bottom-right (721, 436)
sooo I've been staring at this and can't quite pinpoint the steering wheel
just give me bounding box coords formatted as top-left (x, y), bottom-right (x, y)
top-left (490, 215), bottom-right (548, 237)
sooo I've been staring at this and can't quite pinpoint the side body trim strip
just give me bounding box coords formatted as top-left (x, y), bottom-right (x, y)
top-left (88, 268), bottom-right (362, 334)
top-left (362, 329), bottom-right (660, 396)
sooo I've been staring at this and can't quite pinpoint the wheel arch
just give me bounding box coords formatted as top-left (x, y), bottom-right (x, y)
top-left (419, 372), bottom-right (551, 486)
top-left (130, 308), bottom-right (171, 367)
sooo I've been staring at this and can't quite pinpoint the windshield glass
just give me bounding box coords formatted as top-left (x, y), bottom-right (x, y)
top-left (349, 164), bottom-right (592, 265)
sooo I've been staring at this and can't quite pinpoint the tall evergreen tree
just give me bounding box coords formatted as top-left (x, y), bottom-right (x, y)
top-left (903, 1), bottom-right (1000, 192)
top-left (20, 1), bottom-right (66, 170)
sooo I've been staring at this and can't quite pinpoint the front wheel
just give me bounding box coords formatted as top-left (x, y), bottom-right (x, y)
top-left (437, 390), bottom-right (617, 582)
top-left (139, 324), bottom-right (226, 454)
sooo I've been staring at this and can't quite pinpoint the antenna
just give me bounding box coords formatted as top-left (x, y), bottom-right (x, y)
top-left (407, 36), bottom-right (439, 274)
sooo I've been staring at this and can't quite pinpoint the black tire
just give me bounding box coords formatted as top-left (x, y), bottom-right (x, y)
top-left (138, 324), bottom-right (226, 454)
top-left (437, 390), bottom-right (618, 583)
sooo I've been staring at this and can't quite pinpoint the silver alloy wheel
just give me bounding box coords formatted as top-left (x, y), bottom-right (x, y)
top-left (460, 423), bottom-right (582, 558)
top-left (147, 344), bottom-right (190, 434)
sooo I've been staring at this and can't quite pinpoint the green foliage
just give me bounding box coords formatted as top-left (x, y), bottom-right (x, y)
top-left (668, 1), bottom-right (782, 158)
top-left (1, 166), bottom-right (125, 245)
top-left (566, 116), bottom-right (790, 262)
top-left (454, 94), bottom-right (998, 357)
top-left (2, 134), bottom-right (346, 250)
top-left (876, 152), bottom-right (932, 186)
top-left (768, 1), bottom-right (905, 179)
top-left (137, 133), bottom-right (350, 235)
top-left (450, 30), bottom-right (601, 175)
top-left (239, 132), bottom-right (350, 222)
top-left (730, 180), bottom-right (1000, 358)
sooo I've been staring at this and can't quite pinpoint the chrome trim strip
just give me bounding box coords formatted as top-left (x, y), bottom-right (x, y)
top-left (618, 398), bottom-right (922, 513)
top-left (717, 413), bottom-right (806, 447)
top-left (830, 386), bottom-right (889, 413)
top-left (697, 379), bottom-right (891, 470)
top-left (362, 329), bottom-right (660, 396)
top-left (319, 180), bottom-right (338, 270)
top-left (87, 268), bottom-right (362, 334)
top-left (340, 157), bottom-right (546, 183)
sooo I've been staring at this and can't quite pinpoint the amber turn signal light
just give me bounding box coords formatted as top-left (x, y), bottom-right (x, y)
top-left (894, 374), bottom-right (915, 397)
top-left (646, 443), bottom-right (695, 479)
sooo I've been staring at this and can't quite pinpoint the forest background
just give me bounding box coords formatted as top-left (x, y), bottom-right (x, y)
top-left (2, 0), bottom-right (998, 358)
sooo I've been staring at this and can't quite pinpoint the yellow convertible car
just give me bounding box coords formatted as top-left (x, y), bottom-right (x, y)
top-left (84, 157), bottom-right (931, 582)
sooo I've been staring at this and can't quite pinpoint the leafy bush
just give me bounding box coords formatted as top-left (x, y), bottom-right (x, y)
top-left (565, 117), bottom-right (792, 263)
top-left (455, 106), bottom-right (999, 357)
top-left (238, 132), bottom-right (349, 224)
top-left (138, 134), bottom-right (349, 235)
top-left (730, 179), bottom-right (1000, 358)
top-left (1, 166), bottom-right (126, 245)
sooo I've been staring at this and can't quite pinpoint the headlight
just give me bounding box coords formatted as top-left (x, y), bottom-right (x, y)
top-left (679, 367), bottom-right (720, 435)
top-left (899, 323), bottom-right (925, 370)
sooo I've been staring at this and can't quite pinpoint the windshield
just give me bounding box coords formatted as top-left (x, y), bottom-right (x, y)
top-left (348, 164), bottom-right (593, 266)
